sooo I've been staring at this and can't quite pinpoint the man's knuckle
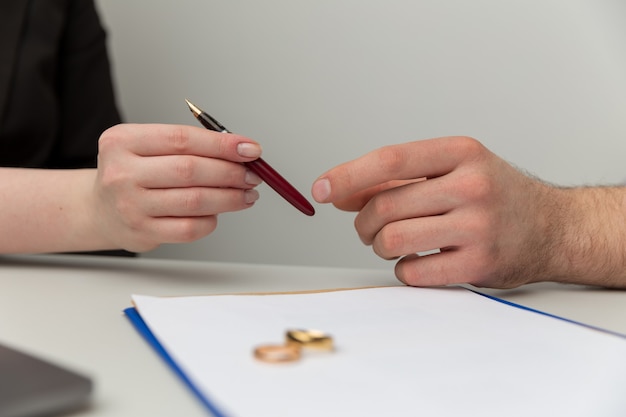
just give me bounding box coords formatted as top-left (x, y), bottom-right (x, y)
top-left (455, 136), bottom-right (485, 158)
top-left (377, 145), bottom-right (406, 173)
top-left (370, 193), bottom-right (396, 219)
top-left (376, 225), bottom-right (405, 257)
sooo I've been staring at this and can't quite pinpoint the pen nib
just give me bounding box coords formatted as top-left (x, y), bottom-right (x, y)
top-left (185, 98), bottom-right (202, 117)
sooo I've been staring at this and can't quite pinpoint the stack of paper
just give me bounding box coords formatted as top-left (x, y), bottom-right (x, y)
top-left (127, 286), bottom-right (626, 417)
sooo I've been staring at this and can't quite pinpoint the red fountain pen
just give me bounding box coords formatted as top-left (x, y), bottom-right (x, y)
top-left (185, 99), bottom-right (315, 216)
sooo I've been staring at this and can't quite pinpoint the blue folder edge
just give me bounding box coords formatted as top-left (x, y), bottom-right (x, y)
top-left (471, 290), bottom-right (626, 339)
top-left (123, 307), bottom-right (230, 417)
top-left (124, 291), bottom-right (626, 416)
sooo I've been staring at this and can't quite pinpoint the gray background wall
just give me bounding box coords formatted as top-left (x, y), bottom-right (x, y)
top-left (95, 0), bottom-right (626, 269)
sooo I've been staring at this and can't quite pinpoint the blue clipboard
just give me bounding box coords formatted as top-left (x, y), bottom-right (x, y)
top-left (125, 292), bottom-right (625, 416)
top-left (472, 291), bottom-right (626, 339)
top-left (124, 307), bottom-right (229, 417)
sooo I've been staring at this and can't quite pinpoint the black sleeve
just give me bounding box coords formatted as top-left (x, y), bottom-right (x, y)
top-left (0, 0), bottom-right (122, 169)
top-left (53, 0), bottom-right (122, 168)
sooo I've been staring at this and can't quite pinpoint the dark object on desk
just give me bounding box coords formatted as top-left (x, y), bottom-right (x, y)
top-left (185, 99), bottom-right (315, 216)
top-left (0, 343), bottom-right (92, 417)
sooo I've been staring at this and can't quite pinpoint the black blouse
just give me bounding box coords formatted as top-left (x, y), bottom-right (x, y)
top-left (0, 0), bottom-right (134, 257)
top-left (0, 0), bottom-right (121, 168)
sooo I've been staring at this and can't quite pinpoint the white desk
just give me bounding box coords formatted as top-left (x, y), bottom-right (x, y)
top-left (1, 254), bottom-right (625, 417)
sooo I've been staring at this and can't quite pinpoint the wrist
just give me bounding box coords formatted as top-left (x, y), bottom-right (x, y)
top-left (73, 169), bottom-right (120, 252)
top-left (546, 186), bottom-right (626, 287)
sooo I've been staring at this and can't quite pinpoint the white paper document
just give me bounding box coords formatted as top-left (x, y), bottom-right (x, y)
top-left (131, 286), bottom-right (626, 417)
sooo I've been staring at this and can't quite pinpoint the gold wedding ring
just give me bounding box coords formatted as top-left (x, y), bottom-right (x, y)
top-left (253, 344), bottom-right (301, 363)
top-left (285, 329), bottom-right (334, 351)
top-left (253, 329), bottom-right (334, 363)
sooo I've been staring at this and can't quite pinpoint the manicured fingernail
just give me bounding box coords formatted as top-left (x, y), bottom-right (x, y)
top-left (312, 178), bottom-right (331, 202)
top-left (245, 170), bottom-right (262, 185)
top-left (245, 189), bottom-right (260, 204)
top-left (237, 143), bottom-right (262, 158)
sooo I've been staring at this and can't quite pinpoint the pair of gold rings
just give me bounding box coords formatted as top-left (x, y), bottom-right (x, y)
top-left (253, 329), bottom-right (334, 363)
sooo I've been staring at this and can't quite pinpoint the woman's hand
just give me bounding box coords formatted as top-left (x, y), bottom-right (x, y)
top-left (92, 123), bottom-right (263, 252)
